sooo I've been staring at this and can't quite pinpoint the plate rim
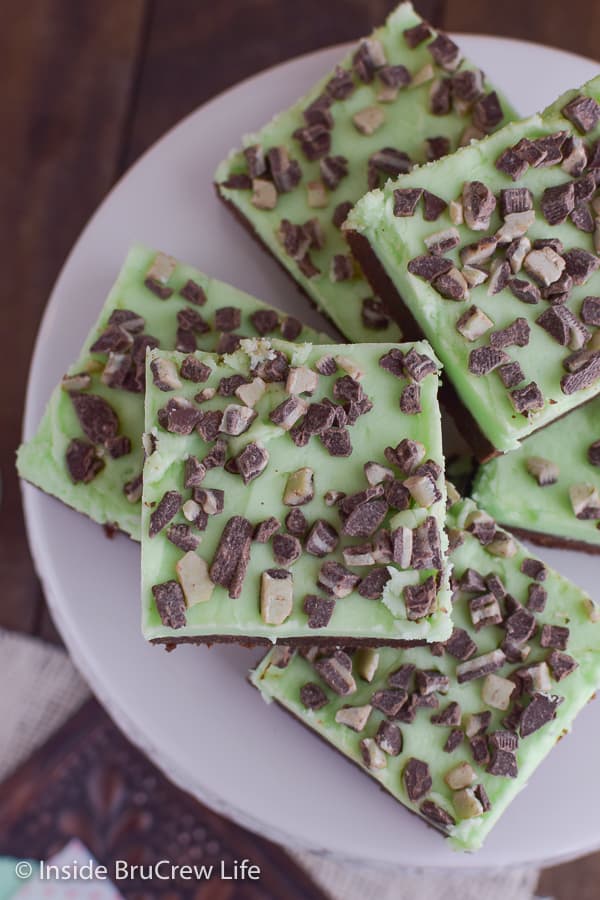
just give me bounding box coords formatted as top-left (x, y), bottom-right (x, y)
top-left (20, 34), bottom-right (600, 870)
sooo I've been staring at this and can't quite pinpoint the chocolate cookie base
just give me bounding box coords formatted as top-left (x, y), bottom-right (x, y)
top-left (20, 476), bottom-right (132, 540)
top-left (506, 525), bottom-right (600, 556)
top-left (152, 634), bottom-right (427, 651)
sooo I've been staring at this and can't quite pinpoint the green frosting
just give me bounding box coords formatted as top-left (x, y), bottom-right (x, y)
top-left (348, 76), bottom-right (600, 452)
top-left (215, 2), bottom-right (517, 344)
top-left (142, 339), bottom-right (452, 643)
top-left (252, 496), bottom-right (600, 851)
top-left (17, 244), bottom-right (325, 540)
top-left (473, 398), bottom-right (600, 547)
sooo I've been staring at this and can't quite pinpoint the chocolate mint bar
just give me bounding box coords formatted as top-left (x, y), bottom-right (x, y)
top-left (17, 245), bottom-right (324, 539)
top-left (142, 338), bottom-right (452, 644)
top-left (347, 76), bottom-right (600, 459)
top-left (473, 398), bottom-right (600, 552)
top-left (215, 1), bottom-right (515, 344)
top-left (252, 491), bottom-right (600, 850)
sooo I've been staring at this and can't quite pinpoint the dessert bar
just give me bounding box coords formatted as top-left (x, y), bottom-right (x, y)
top-left (347, 77), bottom-right (600, 458)
top-left (142, 338), bottom-right (451, 645)
top-left (215, 1), bottom-right (515, 343)
top-left (17, 245), bottom-right (323, 539)
top-left (252, 492), bottom-right (600, 850)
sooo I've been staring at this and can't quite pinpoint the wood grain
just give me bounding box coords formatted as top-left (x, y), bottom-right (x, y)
top-left (539, 856), bottom-right (600, 900)
top-left (122, 0), bottom-right (442, 168)
top-left (443, 0), bottom-right (600, 60)
top-left (1, 0), bottom-right (148, 636)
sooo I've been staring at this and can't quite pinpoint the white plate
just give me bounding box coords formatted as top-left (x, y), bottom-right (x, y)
top-left (22, 36), bottom-right (600, 869)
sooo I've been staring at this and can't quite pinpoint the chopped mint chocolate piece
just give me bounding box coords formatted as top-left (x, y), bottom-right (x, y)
top-left (394, 188), bottom-right (423, 217)
top-left (562, 94), bottom-right (600, 133)
top-left (300, 683), bottom-right (329, 710)
top-left (152, 581), bottom-right (186, 629)
top-left (303, 594), bottom-right (336, 629)
top-left (65, 439), bottom-right (104, 484)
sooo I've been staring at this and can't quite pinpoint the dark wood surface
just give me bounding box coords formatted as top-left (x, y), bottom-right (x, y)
top-left (1, 1), bottom-right (598, 894)
top-left (0, 698), bottom-right (327, 899)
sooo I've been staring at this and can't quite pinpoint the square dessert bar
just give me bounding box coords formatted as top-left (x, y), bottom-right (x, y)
top-left (347, 76), bottom-right (600, 459)
top-left (17, 244), bottom-right (324, 540)
top-left (141, 338), bottom-right (452, 645)
top-left (215, 1), bottom-right (516, 344)
top-left (473, 398), bottom-right (600, 553)
top-left (252, 492), bottom-right (600, 851)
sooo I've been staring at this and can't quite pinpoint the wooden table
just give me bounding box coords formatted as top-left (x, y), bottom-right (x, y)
top-left (2, 1), bottom-right (598, 894)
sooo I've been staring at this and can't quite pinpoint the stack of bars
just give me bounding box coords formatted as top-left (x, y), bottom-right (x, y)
top-left (17, 2), bottom-right (600, 853)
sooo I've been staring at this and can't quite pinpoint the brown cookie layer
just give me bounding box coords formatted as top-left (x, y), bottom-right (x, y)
top-left (507, 525), bottom-right (600, 556)
top-left (152, 634), bottom-right (427, 651)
